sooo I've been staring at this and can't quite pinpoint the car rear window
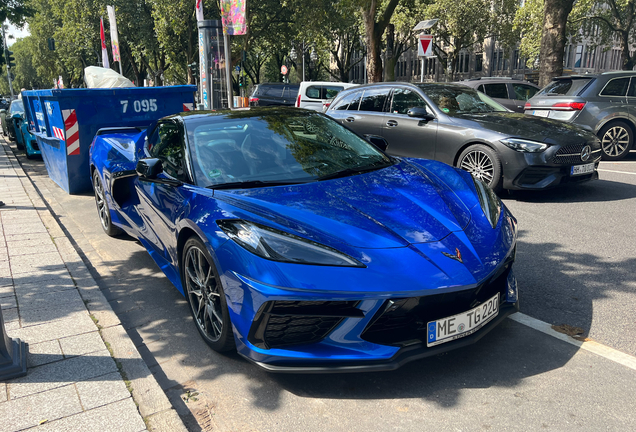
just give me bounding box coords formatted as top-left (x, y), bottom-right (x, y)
top-left (538, 78), bottom-right (593, 96)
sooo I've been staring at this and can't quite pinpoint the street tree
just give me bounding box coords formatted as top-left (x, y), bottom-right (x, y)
top-left (384, 0), bottom-right (426, 81)
top-left (0, 0), bottom-right (33, 27)
top-left (538, 0), bottom-right (576, 86)
top-left (359, 0), bottom-right (401, 82)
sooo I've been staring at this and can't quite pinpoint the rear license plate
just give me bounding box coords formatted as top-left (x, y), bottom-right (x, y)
top-left (532, 110), bottom-right (549, 117)
top-left (571, 163), bottom-right (595, 176)
top-left (427, 293), bottom-right (499, 347)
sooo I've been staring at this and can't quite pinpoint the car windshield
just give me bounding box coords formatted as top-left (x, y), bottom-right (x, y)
top-left (184, 110), bottom-right (393, 188)
top-left (10, 100), bottom-right (24, 114)
top-left (416, 85), bottom-right (508, 115)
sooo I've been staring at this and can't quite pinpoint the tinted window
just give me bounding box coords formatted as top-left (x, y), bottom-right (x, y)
top-left (9, 100), bottom-right (24, 114)
top-left (417, 84), bottom-right (507, 115)
top-left (307, 85), bottom-right (346, 100)
top-left (390, 89), bottom-right (427, 115)
top-left (483, 83), bottom-right (508, 99)
top-left (346, 91), bottom-right (363, 110)
top-left (265, 87), bottom-right (284, 97)
top-left (148, 122), bottom-right (187, 181)
top-left (538, 78), bottom-right (593, 96)
top-left (512, 83), bottom-right (539, 101)
top-left (306, 86), bottom-right (321, 99)
top-left (332, 91), bottom-right (357, 110)
top-left (628, 78), bottom-right (636, 97)
top-left (600, 78), bottom-right (630, 96)
top-left (284, 86), bottom-right (299, 98)
top-left (477, 85), bottom-right (485, 93)
top-left (358, 88), bottom-right (389, 112)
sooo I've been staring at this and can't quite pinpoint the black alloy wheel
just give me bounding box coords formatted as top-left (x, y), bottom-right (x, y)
top-left (599, 121), bottom-right (633, 161)
top-left (92, 170), bottom-right (123, 236)
top-left (457, 144), bottom-right (502, 191)
top-left (182, 237), bottom-right (235, 352)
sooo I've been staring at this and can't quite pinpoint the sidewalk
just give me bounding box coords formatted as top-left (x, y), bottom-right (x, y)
top-left (0, 137), bottom-right (187, 432)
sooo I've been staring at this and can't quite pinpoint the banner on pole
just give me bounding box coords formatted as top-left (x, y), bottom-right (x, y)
top-left (107, 6), bottom-right (121, 62)
top-left (220, 0), bottom-right (247, 35)
top-left (418, 34), bottom-right (434, 57)
top-left (100, 17), bottom-right (110, 68)
top-left (195, 0), bottom-right (204, 21)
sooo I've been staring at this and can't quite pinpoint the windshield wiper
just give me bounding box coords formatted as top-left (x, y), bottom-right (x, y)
top-left (207, 179), bottom-right (310, 190)
top-left (317, 161), bottom-right (392, 181)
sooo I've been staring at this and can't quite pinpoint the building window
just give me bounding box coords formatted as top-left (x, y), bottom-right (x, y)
top-left (475, 53), bottom-right (483, 72)
top-left (574, 46), bottom-right (583, 68)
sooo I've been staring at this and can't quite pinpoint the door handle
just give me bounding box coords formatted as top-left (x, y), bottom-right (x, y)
top-left (386, 120), bottom-right (398, 127)
top-left (345, 117), bottom-right (355, 123)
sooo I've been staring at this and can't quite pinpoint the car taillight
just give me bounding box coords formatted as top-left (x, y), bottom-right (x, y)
top-left (295, 94), bottom-right (301, 108)
top-left (249, 97), bottom-right (259, 104)
top-left (551, 102), bottom-right (586, 111)
top-left (524, 102), bottom-right (531, 110)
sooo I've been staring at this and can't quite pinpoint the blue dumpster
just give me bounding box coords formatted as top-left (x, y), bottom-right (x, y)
top-left (22, 86), bottom-right (196, 194)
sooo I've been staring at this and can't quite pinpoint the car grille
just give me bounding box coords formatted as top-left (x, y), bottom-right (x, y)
top-left (361, 260), bottom-right (513, 347)
top-left (552, 143), bottom-right (602, 165)
top-left (248, 300), bottom-right (363, 349)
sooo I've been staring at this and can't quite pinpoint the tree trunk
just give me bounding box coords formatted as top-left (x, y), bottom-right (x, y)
top-left (360, 0), bottom-right (400, 83)
top-left (620, 32), bottom-right (634, 70)
top-left (538, 0), bottom-right (575, 87)
top-left (385, 24), bottom-right (396, 81)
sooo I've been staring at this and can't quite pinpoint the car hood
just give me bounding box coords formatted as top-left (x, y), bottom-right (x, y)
top-left (214, 161), bottom-right (478, 249)
top-left (450, 112), bottom-right (594, 144)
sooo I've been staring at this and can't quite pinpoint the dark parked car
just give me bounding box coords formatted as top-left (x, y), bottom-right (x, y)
top-left (248, 83), bottom-right (300, 107)
top-left (326, 82), bottom-right (601, 191)
top-left (525, 71), bottom-right (636, 160)
top-left (457, 77), bottom-right (540, 112)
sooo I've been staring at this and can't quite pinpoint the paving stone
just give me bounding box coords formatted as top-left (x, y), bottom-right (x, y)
top-left (0, 383), bottom-right (6, 403)
top-left (7, 313), bottom-right (97, 344)
top-left (13, 280), bottom-right (76, 297)
top-left (75, 371), bottom-right (131, 410)
top-left (9, 348), bottom-right (117, 399)
top-left (2, 222), bottom-right (47, 236)
top-left (9, 252), bottom-right (64, 275)
top-left (33, 397), bottom-right (146, 432)
top-left (3, 232), bottom-right (51, 244)
top-left (0, 261), bottom-right (10, 278)
top-left (59, 331), bottom-right (105, 358)
top-left (2, 307), bottom-right (18, 324)
top-left (0, 278), bottom-right (13, 291)
top-left (13, 270), bottom-right (74, 289)
top-left (7, 243), bottom-right (58, 257)
top-left (27, 340), bottom-right (64, 368)
top-left (146, 409), bottom-right (189, 432)
top-left (0, 295), bottom-right (16, 309)
top-left (5, 237), bottom-right (55, 250)
top-left (17, 288), bottom-right (83, 311)
top-left (0, 384), bottom-right (82, 432)
top-left (21, 308), bottom-right (89, 329)
top-left (101, 325), bottom-right (172, 418)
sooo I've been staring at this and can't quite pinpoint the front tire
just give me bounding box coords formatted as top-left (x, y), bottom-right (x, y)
top-left (599, 121), bottom-right (633, 160)
top-left (92, 170), bottom-right (123, 236)
top-left (457, 144), bottom-right (502, 191)
top-left (182, 237), bottom-right (235, 352)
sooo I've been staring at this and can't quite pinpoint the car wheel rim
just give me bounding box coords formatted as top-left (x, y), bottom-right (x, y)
top-left (93, 175), bottom-right (109, 230)
top-left (185, 246), bottom-right (223, 342)
top-left (602, 126), bottom-right (630, 157)
top-left (460, 150), bottom-right (494, 184)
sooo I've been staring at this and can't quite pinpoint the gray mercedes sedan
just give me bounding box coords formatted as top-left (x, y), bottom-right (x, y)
top-left (326, 82), bottom-right (601, 191)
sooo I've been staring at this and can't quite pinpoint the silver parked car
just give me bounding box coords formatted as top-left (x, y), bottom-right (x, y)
top-left (456, 77), bottom-right (540, 113)
top-left (525, 71), bottom-right (636, 160)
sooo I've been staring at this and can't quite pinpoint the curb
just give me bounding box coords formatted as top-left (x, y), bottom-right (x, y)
top-left (2, 139), bottom-right (188, 432)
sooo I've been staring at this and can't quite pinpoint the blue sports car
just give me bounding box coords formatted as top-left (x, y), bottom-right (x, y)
top-left (89, 108), bottom-right (519, 372)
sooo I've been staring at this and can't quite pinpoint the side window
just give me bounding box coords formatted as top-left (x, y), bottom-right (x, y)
top-left (306, 86), bottom-right (321, 99)
top-left (346, 91), bottom-right (363, 110)
top-left (483, 83), bottom-right (509, 99)
top-left (601, 78), bottom-right (630, 96)
top-left (512, 84), bottom-right (539, 101)
top-left (390, 89), bottom-right (428, 115)
top-left (628, 78), bottom-right (636, 97)
top-left (323, 86), bottom-right (344, 99)
top-left (266, 87), bottom-right (284, 97)
top-left (477, 85), bottom-right (485, 93)
top-left (332, 91), bottom-right (357, 110)
top-left (148, 122), bottom-right (187, 181)
top-left (358, 88), bottom-right (389, 112)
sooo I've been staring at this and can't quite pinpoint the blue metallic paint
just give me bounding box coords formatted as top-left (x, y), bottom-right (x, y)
top-left (89, 121), bottom-right (518, 371)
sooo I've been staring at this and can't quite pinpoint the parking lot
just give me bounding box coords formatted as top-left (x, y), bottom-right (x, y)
top-left (11, 145), bottom-right (636, 432)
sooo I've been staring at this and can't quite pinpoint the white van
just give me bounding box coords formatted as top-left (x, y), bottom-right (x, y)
top-left (295, 81), bottom-right (358, 111)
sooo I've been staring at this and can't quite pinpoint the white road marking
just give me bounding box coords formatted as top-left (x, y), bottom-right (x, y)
top-left (509, 312), bottom-right (636, 371)
top-left (598, 169), bottom-right (636, 175)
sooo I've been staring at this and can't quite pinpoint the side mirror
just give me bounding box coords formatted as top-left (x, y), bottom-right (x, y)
top-left (0, 109), bottom-right (6, 114)
top-left (136, 158), bottom-right (163, 179)
top-left (364, 135), bottom-right (388, 151)
top-left (11, 113), bottom-right (23, 120)
top-left (407, 106), bottom-right (435, 121)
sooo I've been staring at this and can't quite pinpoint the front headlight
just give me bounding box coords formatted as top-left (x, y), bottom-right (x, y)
top-left (472, 178), bottom-right (501, 228)
top-left (217, 219), bottom-right (364, 267)
top-left (500, 138), bottom-right (548, 153)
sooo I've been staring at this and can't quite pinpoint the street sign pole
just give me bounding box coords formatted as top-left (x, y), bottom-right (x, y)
top-left (2, 25), bottom-right (14, 99)
top-left (0, 306), bottom-right (27, 380)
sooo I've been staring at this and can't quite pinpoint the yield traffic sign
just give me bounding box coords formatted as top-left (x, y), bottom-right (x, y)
top-left (418, 34), bottom-right (433, 57)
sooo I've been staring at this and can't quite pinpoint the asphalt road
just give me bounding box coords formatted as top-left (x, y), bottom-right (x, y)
top-left (11, 143), bottom-right (636, 432)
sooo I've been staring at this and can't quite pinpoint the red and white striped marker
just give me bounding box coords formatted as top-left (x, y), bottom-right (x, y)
top-left (62, 109), bottom-right (80, 155)
top-left (52, 126), bottom-right (65, 140)
top-left (183, 103), bottom-right (194, 112)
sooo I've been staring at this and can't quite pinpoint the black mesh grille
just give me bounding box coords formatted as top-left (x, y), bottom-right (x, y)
top-left (516, 167), bottom-right (558, 185)
top-left (551, 143), bottom-right (601, 164)
top-left (361, 262), bottom-right (512, 347)
top-left (30, 140), bottom-right (39, 151)
top-left (248, 300), bottom-right (363, 349)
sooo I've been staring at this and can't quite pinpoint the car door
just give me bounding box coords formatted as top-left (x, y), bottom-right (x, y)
top-left (135, 120), bottom-right (192, 261)
top-left (327, 88), bottom-right (364, 126)
top-left (480, 83), bottom-right (515, 111)
top-left (381, 87), bottom-right (438, 160)
top-left (340, 87), bottom-right (391, 137)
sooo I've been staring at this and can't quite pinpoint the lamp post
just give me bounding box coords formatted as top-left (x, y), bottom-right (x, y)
top-left (0, 307), bottom-right (27, 380)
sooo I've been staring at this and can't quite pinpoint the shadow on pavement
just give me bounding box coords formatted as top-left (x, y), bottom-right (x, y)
top-left (505, 178), bottom-right (636, 203)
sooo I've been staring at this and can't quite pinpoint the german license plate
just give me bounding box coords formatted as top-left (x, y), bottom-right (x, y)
top-left (532, 110), bottom-right (550, 117)
top-left (427, 293), bottom-right (499, 347)
top-left (571, 163), bottom-right (595, 176)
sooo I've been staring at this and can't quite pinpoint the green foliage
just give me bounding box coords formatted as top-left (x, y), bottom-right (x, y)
top-left (0, 0), bottom-right (34, 27)
top-left (514, 0), bottom-right (544, 67)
